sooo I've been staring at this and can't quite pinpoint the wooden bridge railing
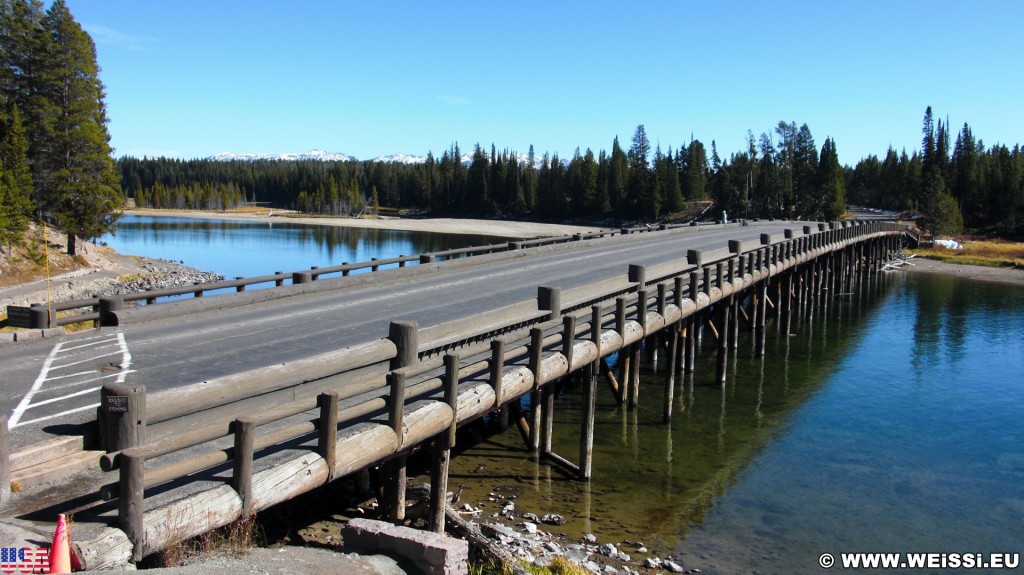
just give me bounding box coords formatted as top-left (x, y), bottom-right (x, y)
top-left (13, 221), bottom-right (708, 329)
top-left (64, 220), bottom-right (907, 566)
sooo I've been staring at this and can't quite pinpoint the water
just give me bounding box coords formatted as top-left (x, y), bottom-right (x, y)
top-left (99, 215), bottom-right (503, 281)
top-left (444, 272), bottom-right (1024, 574)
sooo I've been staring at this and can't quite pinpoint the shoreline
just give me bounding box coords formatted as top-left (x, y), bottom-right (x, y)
top-left (898, 255), bottom-right (1024, 286)
top-left (121, 208), bottom-right (604, 239)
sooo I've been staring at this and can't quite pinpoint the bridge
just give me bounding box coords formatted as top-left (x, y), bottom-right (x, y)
top-left (0, 219), bottom-right (907, 569)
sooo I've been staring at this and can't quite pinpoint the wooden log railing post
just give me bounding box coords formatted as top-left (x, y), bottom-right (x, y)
top-left (628, 263), bottom-right (646, 290)
top-left (490, 339), bottom-right (507, 430)
top-left (386, 370), bottom-right (407, 522)
top-left (429, 354), bottom-right (459, 534)
top-left (630, 289), bottom-right (646, 409)
top-left (101, 383), bottom-right (146, 453)
top-left (614, 297), bottom-right (628, 405)
top-left (388, 321), bottom-right (419, 370)
top-left (99, 296), bottom-right (123, 327)
top-left (528, 327), bottom-right (544, 453)
top-left (0, 416), bottom-right (9, 505)
top-left (119, 449), bottom-right (145, 563)
top-left (233, 417), bottom-right (255, 515)
top-left (538, 286), bottom-right (561, 321)
top-left (318, 392), bottom-right (339, 479)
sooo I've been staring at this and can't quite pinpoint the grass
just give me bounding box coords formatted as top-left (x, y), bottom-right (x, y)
top-left (154, 514), bottom-right (264, 568)
top-left (911, 238), bottom-right (1024, 269)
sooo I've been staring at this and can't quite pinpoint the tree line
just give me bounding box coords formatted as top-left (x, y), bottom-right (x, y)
top-left (0, 0), bottom-right (121, 255)
top-left (121, 112), bottom-right (1023, 237)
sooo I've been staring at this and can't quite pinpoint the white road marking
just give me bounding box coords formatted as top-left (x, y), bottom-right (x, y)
top-left (9, 332), bottom-right (133, 428)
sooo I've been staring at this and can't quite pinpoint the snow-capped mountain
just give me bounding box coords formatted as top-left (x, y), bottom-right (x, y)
top-left (371, 153), bottom-right (428, 164)
top-left (208, 149), bottom-right (357, 162)
top-left (207, 149), bottom-right (552, 169)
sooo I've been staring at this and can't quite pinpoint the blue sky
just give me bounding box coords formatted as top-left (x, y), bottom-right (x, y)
top-left (67, 1), bottom-right (1023, 166)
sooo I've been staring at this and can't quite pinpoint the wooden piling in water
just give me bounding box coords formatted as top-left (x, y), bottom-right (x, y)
top-left (716, 300), bottom-right (730, 384)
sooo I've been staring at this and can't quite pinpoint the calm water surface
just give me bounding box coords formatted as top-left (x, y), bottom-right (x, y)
top-left (444, 272), bottom-right (1024, 574)
top-left (100, 215), bottom-right (503, 281)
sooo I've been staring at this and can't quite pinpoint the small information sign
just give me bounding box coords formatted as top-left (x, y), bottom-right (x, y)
top-left (5, 306), bottom-right (32, 328)
top-left (106, 395), bottom-right (129, 413)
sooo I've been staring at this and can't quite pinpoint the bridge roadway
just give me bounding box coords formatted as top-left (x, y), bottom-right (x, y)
top-left (1, 220), bottom-right (803, 447)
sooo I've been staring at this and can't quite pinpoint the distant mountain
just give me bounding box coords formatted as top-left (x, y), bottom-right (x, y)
top-left (208, 149), bottom-right (357, 162)
top-left (371, 153), bottom-right (428, 165)
top-left (207, 149), bottom-right (551, 169)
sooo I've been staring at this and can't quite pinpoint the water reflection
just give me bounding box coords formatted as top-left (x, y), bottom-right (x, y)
top-left (100, 216), bottom-right (505, 281)
top-left (444, 272), bottom-right (1024, 573)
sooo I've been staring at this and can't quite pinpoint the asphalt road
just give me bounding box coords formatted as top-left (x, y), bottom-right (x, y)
top-left (1, 220), bottom-right (807, 447)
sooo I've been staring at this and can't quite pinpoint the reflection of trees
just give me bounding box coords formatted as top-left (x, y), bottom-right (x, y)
top-left (523, 273), bottom-right (901, 548)
top-left (912, 275), bottom-right (1017, 372)
top-left (110, 216), bottom-right (507, 272)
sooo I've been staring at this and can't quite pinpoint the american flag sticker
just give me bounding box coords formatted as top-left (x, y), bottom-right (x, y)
top-left (0, 547), bottom-right (49, 574)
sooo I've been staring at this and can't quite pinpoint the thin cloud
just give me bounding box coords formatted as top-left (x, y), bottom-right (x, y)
top-left (436, 94), bottom-right (471, 106)
top-left (84, 24), bottom-right (155, 51)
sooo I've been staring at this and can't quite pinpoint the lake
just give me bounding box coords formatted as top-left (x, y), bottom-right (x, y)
top-left (101, 216), bottom-right (1024, 574)
top-left (99, 215), bottom-right (503, 281)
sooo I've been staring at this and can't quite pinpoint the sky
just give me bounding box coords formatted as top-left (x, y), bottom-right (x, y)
top-left (66, 0), bottom-right (1024, 167)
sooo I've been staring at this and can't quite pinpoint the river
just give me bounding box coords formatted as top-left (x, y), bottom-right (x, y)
top-left (101, 216), bottom-right (1024, 574)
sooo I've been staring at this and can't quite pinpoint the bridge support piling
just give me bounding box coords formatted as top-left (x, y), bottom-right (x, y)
top-left (384, 322), bottom-right (417, 523)
top-left (580, 362), bottom-right (597, 480)
top-left (715, 301), bottom-right (730, 385)
top-left (528, 328), bottom-right (544, 453)
top-left (663, 326), bottom-right (679, 423)
top-left (429, 354), bottom-right (459, 534)
top-left (757, 282), bottom-right (768, 356)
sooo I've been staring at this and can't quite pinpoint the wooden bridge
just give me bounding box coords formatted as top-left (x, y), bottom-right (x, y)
top-left (0, 219), bottom-right (908, 569)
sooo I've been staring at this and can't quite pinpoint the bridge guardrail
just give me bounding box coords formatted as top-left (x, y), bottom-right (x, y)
top-left (7, 220), bottom-right (734, 330)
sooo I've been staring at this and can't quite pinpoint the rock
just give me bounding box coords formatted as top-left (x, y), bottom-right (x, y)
top-left (603, 566), bottom-right (619, 574)
top-left (523, 512), bottom-right (541, 522)
top-left (565, 549), bottom-right (591, 564)
top-left (583, 533), bottom-right (598, 544)
top-left (544, 541), bottom-right (562, 554)
top-left (637, 546), bottom-right (648, 554)
top-left (618, 552), bottom-right (630, 562)
top-left (584, 560), bottom-right (602, 574)
top-left (664, 560), bottom-right (685, 573)
top-left (644, 557), bottom-right (662, 569)
top-left (521, 522), bottom-right (537, 535)
top-left (541, 513), bottom-right (566, 525)
top-left (599, 543), bottom-right (618, 558)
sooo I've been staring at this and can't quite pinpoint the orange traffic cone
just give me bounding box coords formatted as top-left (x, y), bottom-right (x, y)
top-left (48, 514), bottom-right (71, 574)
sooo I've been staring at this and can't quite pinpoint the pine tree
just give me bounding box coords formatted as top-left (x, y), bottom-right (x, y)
top-left (626, 125), bottom-right (652, 218)
top-left (817, 137), bottom-right (846, 220)
top-left (33, 0), bottom-right (122, 254)
top-left (1, 104), bottom-right (35, 253)
top-left (682, 139), bottom-right (708, 201)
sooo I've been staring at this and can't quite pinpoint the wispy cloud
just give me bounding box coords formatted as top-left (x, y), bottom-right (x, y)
top-left (436, 94), bottom-right (471, 106)
top-left (84, 24), bottom-right (155, 52)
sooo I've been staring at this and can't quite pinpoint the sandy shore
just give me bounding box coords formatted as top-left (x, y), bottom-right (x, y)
top-left (900, 256), bottom-right (1024, 286)
top-left (123, 209), bottom-right (604, 239)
